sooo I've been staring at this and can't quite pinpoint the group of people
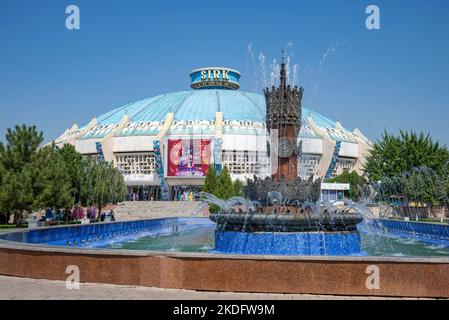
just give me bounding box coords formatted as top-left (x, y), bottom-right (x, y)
top-left (129, 192), bottom-right (140, 201)
top-left (99, 210), bottom-right (116, 222)
top-left (41, 206), bottom-right (115, 223)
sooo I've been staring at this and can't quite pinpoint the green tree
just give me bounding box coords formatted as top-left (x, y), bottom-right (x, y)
top-left (364, 130), bottom-right (449, 206)
top-left (58, 144), bottom-right (83, 203)
top-left (202, 166), bottom-right (236, 213)
top-left (0, 125), bottom-right (43, 173)
top-left (233, 179), bottom-right (244, 197)
top-left (215, 166), bottom-right (235, 201)
top-left (202, 166), bottom-right (218, 194)
top-left (76, 158), bottom-right (95, 207)
top-left (1, 166), bottom-right (36, 225)
top-left (0, 160), bottom-right (9, 224)
top-left (365, 130), bottom-right (449, 181)
top-left (0, 125), bottom-right (44, 225)
top-left (77, 160), bottom-right (126, 215)
top-left (92, 162), bottom-right (111, 215)
top-left (112, 164), bottom-right (127, 204)
top-left (328, 170), bottom-right (367, 201)
top-left (0, 124), bottom-right (127, 224)
top-left (35, 146), bottom-right (73, 211)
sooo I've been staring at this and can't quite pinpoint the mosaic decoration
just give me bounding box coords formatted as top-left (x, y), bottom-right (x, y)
top-left (95, 142), bottom-right (105, 162)
top-left (214, 138), bottom-right (223, 174)
top-left (324, 140), bottom-right (342, 180)
top-left (153, 140), bottom-right (169, 200)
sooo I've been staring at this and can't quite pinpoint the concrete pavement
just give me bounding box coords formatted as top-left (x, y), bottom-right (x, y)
top-left (0, 275), bottom-right (423, 300)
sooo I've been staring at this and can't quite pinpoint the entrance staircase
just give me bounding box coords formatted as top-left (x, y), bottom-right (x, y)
top-left (114, 201), bottom-right (208, 221)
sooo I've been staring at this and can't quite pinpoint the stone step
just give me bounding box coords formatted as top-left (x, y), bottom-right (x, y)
top-left (113, 201), bottom-right (208, 220)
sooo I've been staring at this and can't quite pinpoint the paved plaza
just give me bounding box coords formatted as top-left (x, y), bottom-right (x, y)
top-left (0, 275), bottom-right (429, 300)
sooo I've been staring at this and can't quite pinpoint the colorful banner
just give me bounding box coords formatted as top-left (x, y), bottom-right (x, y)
top-left (95, 142), bottom-right (105, 162)
top-left (153, 140), bottom-right (169, 200)
top-left (214, 138), bottom-right (223, 175)
top-left (167, 139), bottom-right (211, 177)
top-left (324, 140), bottom-right (341, 180)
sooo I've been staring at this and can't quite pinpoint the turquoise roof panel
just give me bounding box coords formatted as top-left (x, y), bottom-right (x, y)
top-left (219, 90), bottom-right (265, 122)
top-left (173, 90), bottom-right (217, 121)
top-left (78, 89), bottom-right (357, 142)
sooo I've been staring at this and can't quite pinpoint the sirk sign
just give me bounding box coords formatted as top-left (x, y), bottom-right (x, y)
top-left (190, 67), bottom-right (241, 90)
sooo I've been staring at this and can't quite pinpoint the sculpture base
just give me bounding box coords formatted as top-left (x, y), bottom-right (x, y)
top-left (214, 230), bottom-right (363, 256)
top-left (210, 213), bottom-right (363, 232)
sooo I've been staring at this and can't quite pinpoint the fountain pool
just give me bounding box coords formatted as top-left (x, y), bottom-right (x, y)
top-left (2, 216), bottom-right (449, 298)
top-left (3, 217), bottom-right (448, 257)
top-left (95, 219), bottom-right (449, 257)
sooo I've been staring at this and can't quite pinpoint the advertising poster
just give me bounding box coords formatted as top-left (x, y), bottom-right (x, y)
top-left (167, 139), bottom-right (211, 177)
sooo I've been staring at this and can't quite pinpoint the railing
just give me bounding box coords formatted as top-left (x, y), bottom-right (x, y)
top-left (375, 219), bottom-right (449, 242)
top-left (392, 205), bottom-right (449, 220)
top-left (0, 218), bottom-right (192, 246)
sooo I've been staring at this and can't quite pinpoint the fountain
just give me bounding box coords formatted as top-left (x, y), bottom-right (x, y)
top-left (203, 54), bottom-right (363, 255)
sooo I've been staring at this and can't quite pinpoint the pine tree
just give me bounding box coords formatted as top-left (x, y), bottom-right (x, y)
top-left (202, 166), bottom-right (218, 194)
top-left (215, 166), bottom-right (235, 200)
top-left (0, 160), bottom-right (9, 224)
top-left (0, 125), bottom-right (44, 225)
top-left (0, 124), bottom-right (128, 224)
top-left (233, 178), bottom-right (244, 197)
top-left (1, 125), bottom-right (43, 173)
top-left (2, 166), bottom-right (35, 225)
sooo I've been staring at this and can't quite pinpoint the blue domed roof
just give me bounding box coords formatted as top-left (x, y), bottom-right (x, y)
top-left (91, 90), bottom-right (267, 124)
top-left (80, 89), bottom-right (356, 142)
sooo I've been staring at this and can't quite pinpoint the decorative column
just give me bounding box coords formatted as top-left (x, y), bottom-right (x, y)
top-left (154, 112), bottom-right (175, 201)
top-left (264, 52), bottom-right (303, 182)
top-left (214, 111), bottom-right (224, 175)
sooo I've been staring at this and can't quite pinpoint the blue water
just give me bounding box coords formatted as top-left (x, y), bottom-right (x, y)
top-left (101, 219), bottom-right (449, 257)
top-left (2, 217), bottom-right (449, 257)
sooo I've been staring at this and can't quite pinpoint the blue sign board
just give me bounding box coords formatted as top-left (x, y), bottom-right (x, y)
top-left (190, 67), bottom-right (240, 90)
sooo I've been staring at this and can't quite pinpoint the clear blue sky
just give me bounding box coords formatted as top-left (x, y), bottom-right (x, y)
top-left (1, 0), bottom-right (448, 145)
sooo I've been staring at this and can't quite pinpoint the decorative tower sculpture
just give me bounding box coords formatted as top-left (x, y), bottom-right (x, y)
top-left (264, 52), bottom-right (304, 182)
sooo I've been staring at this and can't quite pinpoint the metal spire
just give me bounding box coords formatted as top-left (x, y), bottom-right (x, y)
top-left (280, 49), bottom-right (287, 88)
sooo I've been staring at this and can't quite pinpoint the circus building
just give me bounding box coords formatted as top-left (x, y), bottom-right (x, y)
top-left (53, 66), bottom-right (372, 200)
